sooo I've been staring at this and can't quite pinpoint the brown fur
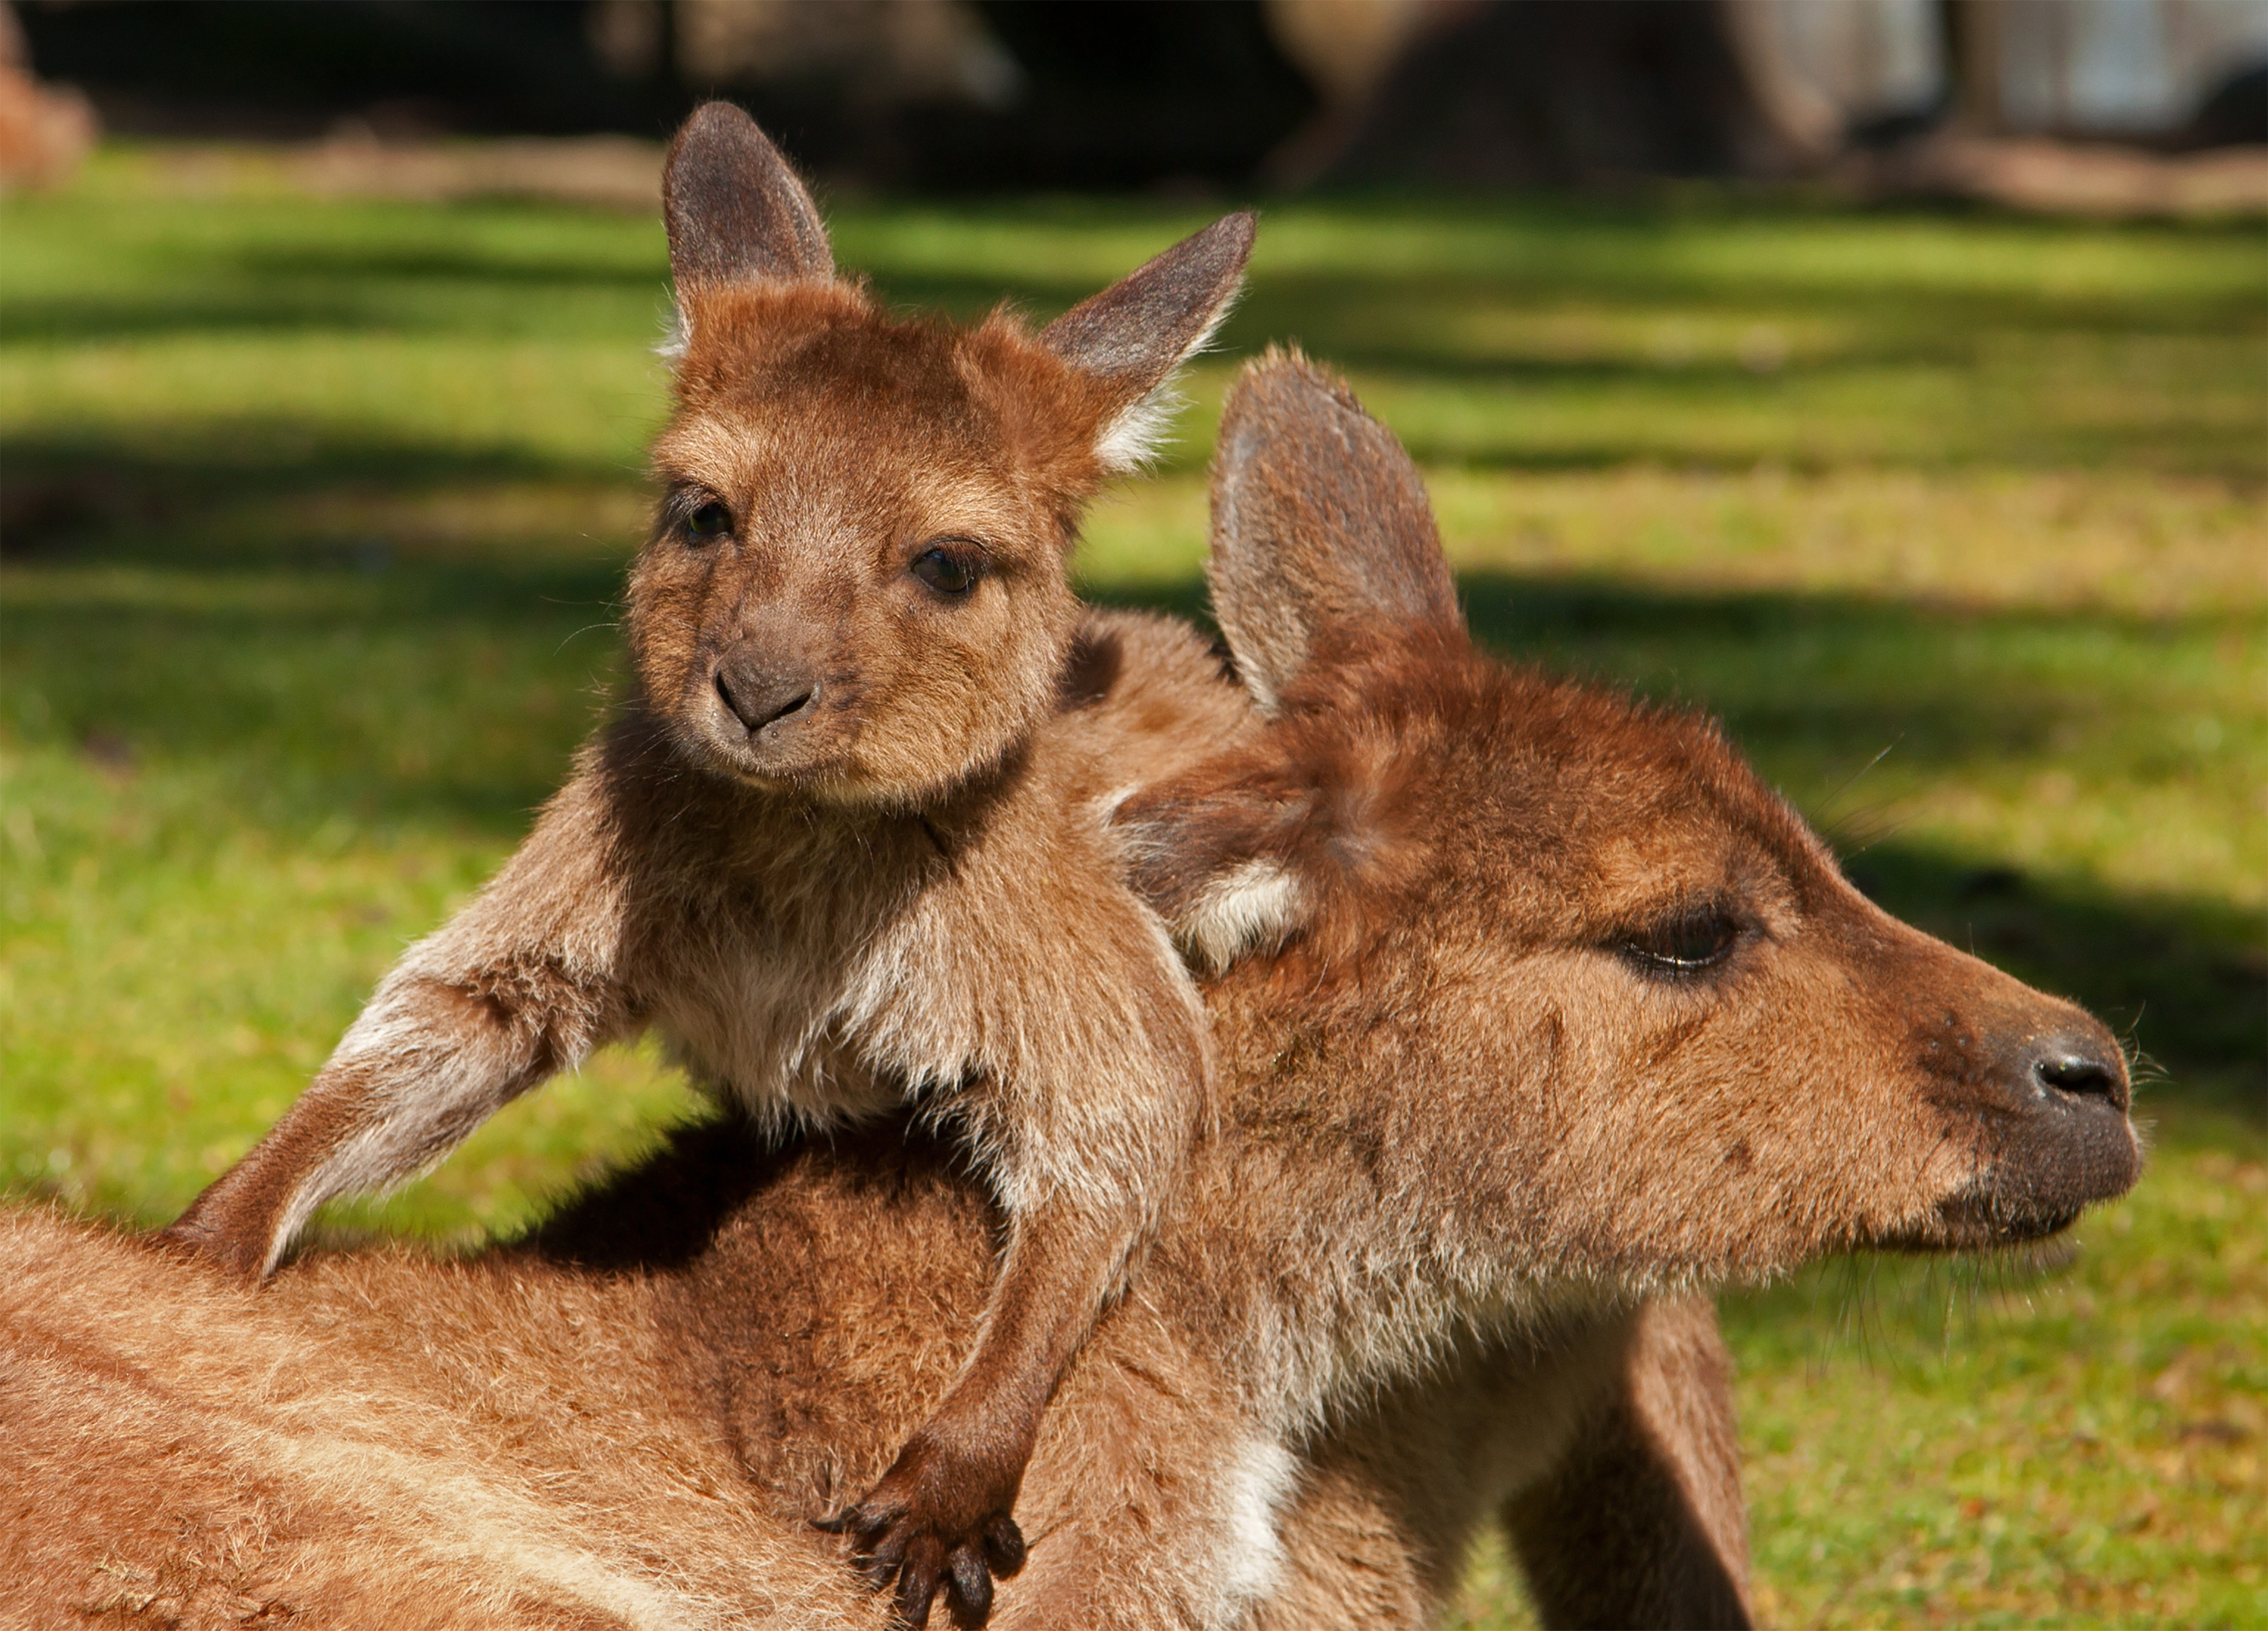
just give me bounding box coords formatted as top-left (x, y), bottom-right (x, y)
top-left (7, 355), bottom-right (2136, 1629)
top-left (1, 1123), bottom-right (1729, 1631)
top-left (158, 102), bottom-right (1256, 1623)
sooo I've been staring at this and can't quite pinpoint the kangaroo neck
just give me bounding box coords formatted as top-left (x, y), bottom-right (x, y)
top-left (1159, 993), bottom-right (1593, 1446)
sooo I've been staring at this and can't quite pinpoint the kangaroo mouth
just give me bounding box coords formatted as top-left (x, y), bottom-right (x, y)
top-left (681, 666), bottom-right (856, 787)
top-left (1886, 1189), bottom-right (2086, 1251)
top-left (1885, 1098), bottom-right (2140, 1252)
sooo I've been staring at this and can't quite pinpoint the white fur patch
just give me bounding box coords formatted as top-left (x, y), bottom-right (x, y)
top-left (1092, 286), bottom-right (1242, 473)
top-left (1094, 384), bottom-right (1188, 473)
top-left (243, 1426), bottom-right (716, 1630)
top-left (1203, 1433), bottom-right (1298, 1627)
top-left (655, 298), bottom-right (687, 361)
top-left (1177, 859), bottom-right (1305, 976)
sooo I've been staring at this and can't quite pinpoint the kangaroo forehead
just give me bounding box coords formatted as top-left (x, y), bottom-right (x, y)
top-left (654, 373), bottom-right (1043, 522)
top-left (650, 400), bottom-right (1036, 532)
top-left (1321, 660), bottom-right (1825, 870)
top-left (1178, 679), bottom-right (1827, 957)
top-left (663, 407), bottom-right (1010, 488)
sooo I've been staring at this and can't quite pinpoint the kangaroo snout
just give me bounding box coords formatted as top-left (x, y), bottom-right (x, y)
top-left (1950, 994), bottom-right (2131, 1120)
top-left (1994, 1009), bottom-right (2139, 1219)
top-left (1912, 997), bottom-right (2138, 1247)
top-left (714, 642), bottom-right (821, 738)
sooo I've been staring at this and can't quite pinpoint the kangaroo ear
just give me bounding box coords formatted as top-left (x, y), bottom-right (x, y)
top-left (1042, 212), bottom-right (1255, 473)
top-left (664, 102), bottom-right (833, 290)
top-left (1208, 348), bottom-right (1463, 713)
top-left (1115, 770), bottom-right (1314, 978)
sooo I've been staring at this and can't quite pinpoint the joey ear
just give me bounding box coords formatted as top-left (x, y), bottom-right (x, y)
top-left (1041, 212), bottom-right (1255, 472)
top-left (664, 101), bottom-right (833, 290)
top-left (1208, 348), bottom-right (1463, 713)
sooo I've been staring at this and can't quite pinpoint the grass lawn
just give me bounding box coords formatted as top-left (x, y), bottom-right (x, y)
top-left (3, 148), bottom-right (2262, 1626)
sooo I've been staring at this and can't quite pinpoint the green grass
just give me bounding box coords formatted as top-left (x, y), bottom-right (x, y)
top-left (4, 148), bottom-right (2263, 1626)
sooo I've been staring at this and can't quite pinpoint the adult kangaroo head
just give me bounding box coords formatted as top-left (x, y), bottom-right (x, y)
top-left (633, 102), bottom-right (1251, 805)
top-left (1123, 351), bottom-right (2139, 1289)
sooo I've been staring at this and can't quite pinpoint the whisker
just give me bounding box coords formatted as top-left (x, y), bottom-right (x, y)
top-left (1817, 738), bottom-right (1901, 827)
top-left (555, 621), bottom-right (623, 655)
top-left (1834, 804), bottom-right (1918, 862)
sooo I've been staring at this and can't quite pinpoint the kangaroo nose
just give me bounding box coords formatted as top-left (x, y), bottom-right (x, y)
top-left (714, 648), bottom-right (817, 734)
top-left (2026, 1032), bottom-right (2129, 1112)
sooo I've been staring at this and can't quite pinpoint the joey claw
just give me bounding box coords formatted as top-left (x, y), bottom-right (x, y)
top-left (859, 1529), bottom-right (910, 1593)
top-left (982, 1516), bottom-right (1026, 1577)
top-left (946, 1547), bottom-right (993, 1625)
top-left (829, 1430), bottom-right (1027, 1628)
top-left (895, 1535), bottom-right (945, 1629)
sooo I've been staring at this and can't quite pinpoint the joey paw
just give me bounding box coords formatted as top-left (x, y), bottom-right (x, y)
top-left (816, 1438), bottom-right (1028, 1629)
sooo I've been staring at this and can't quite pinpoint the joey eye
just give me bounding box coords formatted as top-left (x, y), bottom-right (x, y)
top-left (1620, 908), bottom-right (1741, 977)
top-left (911, 545), bottom-right (983, 598)
top-left (684, 501), bottom-right (732, 544)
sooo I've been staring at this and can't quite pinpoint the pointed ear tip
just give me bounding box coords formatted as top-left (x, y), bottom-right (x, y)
top-left (1166, 210), bottom-right (1255, 277)
top-left (666, 101), bottom-right (778, 173)
top-left (1222, 347), bottom-right (1352, 426)
top-left (684, 100), bottom-right (757, 135)
top-left (1241, 342), bottom-right (1331, 381)
top-left (1213, 211), bottom-right (1258, 271)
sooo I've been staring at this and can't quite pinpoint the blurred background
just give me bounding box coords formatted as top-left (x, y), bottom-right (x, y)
top-left (2, 3), bottom-right (2262, 1627)
top-left (7, 0), bottom-right (2268, 196)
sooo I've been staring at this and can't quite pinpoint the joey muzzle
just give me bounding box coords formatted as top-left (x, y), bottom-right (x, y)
top-left (714, 641), bottom-right (821, 739)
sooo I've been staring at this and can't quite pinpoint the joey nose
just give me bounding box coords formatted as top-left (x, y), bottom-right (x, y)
top-left (714, 647), bottom-right (818, 735)
top-left (2025, 1031), bottom-right (2129, 1112)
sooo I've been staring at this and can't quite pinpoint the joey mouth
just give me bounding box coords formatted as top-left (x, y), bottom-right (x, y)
top-left (692, 643), bottom-right (855, 784)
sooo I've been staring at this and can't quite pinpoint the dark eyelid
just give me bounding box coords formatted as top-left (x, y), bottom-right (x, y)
top-left (1616, 903), bottom-right (1743, 978)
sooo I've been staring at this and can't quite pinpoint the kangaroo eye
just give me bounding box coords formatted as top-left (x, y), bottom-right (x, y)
top-left (911, 546), bottom-right (983, 598)
top-left (1620, 908), bottom-right (1740, 976)
top-left (685, 501), bottom-right (732, 543)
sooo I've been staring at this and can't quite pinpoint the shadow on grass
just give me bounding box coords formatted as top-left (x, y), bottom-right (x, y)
top-left (9, 189), bottom-right (2261, 482)
top-left (16, 201), bottom-right (2258, 346)
top-left (0, 428), bottom-right (641, 559)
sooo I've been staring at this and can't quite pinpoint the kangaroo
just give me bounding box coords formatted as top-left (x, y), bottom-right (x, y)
top-left (2, 1126), bottom-right (1742, 1631)
top-left (156, 101), bottom-right (1255, 1624)
top-left (9, 353), bottom-right (2137, 1630)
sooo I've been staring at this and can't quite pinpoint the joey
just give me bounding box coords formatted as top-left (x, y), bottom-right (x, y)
top-left (160, 102), bottom-right (1254, 1628)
